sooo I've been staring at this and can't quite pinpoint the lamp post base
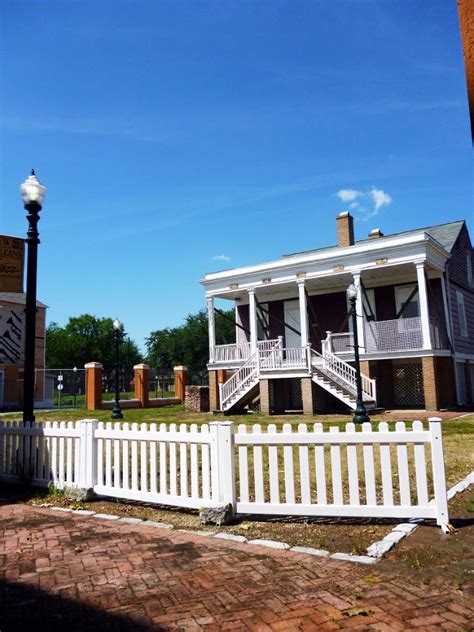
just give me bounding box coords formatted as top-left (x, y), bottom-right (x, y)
top-left (352, 400), bottom-right (370, 425)
top-left (111, 406), bottom-right (123, 419)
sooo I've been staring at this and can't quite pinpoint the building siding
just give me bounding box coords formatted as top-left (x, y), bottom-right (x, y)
top-left (447, 225), bottom-right (474, 355)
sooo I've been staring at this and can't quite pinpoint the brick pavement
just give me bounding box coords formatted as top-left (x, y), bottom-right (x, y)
top-left (0, 502), bottom-right (472, 631)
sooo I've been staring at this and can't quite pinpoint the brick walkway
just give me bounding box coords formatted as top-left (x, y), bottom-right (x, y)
top-left (0, 503), bottom-right (472, 631)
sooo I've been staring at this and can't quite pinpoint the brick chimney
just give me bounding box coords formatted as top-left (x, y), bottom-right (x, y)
top-left (336, 211), bottom-right (355, 247)
top-left (368, 228), bottom-right (384, 239)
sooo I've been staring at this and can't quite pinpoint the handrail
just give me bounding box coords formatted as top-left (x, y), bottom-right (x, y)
top-left (311, 348), bottom-right (376, 402)
top-left (220, 351), bottom-right (259, 409)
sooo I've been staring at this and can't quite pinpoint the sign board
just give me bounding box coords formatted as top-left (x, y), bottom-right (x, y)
top-left (0, 235), bottom-right (25, 293)
top-left (0, 306), bottom-right (24, 364)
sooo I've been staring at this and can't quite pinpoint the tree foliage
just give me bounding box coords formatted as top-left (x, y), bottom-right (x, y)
top-left (45, 314), bottom-right (142, 384)
top-left (145, 308), bottom-right (236, 374)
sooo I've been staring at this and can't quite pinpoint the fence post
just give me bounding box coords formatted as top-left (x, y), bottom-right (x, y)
top-left (428, 417), bottom-right (449, 531)
top-left (78, 419), bottom-right (99, 492)
top-left (209, 421), bottom-right (236, 510)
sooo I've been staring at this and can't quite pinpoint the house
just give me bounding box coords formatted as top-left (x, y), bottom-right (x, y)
top-left (200, 213), bottom-right (474, 414)
top-left (0, 235), bottom-right (49, 410)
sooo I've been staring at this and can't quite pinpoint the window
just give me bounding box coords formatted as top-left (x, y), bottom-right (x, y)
top-left (456, 290), bottom-right (468, 337)
top-left (395, 285), bottom-right (419, 319)
top-left (467, 251), bottom-right (473, 288)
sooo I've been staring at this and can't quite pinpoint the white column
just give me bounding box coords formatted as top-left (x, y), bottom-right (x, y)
top-left (207, 296), bottom-right (216, 363)
top-left (297, 280), bottom-right (309, 347)
top-left (352, 272), bottom-right (366, 353)
top-left (248, 289), bottom-right (258, 353)
top-left (416, 261), bottom-right (432, 349)
top-left (440, 274), bottom-right (452, 344)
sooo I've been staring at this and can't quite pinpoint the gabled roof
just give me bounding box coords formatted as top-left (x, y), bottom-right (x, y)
top-left (283, 220), bottom-right (465, 259)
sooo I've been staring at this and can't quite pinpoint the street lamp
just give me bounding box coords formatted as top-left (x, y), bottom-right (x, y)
top-left (20, 170), bottom-right (46, 424)
top-left (346, 283), bottom-right (370, 425)
top-left (112, 319), bottom-right (124, 419)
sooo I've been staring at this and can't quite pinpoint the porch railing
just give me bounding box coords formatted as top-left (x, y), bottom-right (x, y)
top-left (326, 317), bottom-right (448, 354)
top-left (213, 339), bottom-right (281, 363)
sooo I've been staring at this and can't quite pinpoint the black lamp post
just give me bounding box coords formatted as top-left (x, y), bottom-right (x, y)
top-left (346, 283), bottom-right (370, 425)
top-left (112, 319), bottom-right (124, 419)
top-left (20, 170), bottom-right (46, 425)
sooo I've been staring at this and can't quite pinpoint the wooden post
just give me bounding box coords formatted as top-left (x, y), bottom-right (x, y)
top-left (84, 362), bottom-right (103, 410)
top-left (134, 363), bottom-right (149, 408)
top-left (78, 418), bottom-right (99, 490)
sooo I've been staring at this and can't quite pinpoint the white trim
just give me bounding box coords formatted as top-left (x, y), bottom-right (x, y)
top-left (207, 297), bottom-right (215, 363)
top-left (297, 281), bottom-right (309, 347)
top-left (248, 290), bottom-right (258, 354)
top-left (456, 290), bottom-right (468, 337)
top-left (440, 274), bottom-right (452, 343)
top-left (416, 262), bottom-right (432, 350)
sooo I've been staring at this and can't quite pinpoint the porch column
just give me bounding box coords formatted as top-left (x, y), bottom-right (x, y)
top-left (352, 272), bottom-right (366, 353)
top-left (248, 289), bottom-right (258, 354)
top-left (415, 261), bottom-right (432, 349)
top-left (297, 280), bottom-right (310, 347)
top-left (207, 296), bottom-right (216, 363)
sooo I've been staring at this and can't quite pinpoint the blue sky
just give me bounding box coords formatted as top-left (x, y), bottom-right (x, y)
top-left (0, 0), bottom-right (472, 352)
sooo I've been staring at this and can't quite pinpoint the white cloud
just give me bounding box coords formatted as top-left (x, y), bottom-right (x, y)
top-left (369, 188), bottom-right (392, 211)
top-left (336, 186), bottom-right (393, 221)
top-left (212, 254), bottom-right (231, 262)
top-left (337, 189), bottom-right (362, 202)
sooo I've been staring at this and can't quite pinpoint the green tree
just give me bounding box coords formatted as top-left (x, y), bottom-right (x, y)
top-left (46, 314), bottom-right (142, 387)
top-left (145, 308), bottom-right (235, 375)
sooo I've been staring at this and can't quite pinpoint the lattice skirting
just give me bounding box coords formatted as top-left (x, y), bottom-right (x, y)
top-left (393, 362), bottom-right (424, 408)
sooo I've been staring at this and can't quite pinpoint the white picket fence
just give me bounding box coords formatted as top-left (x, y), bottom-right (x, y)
top-left (0, 417), bottom-right (449, 529)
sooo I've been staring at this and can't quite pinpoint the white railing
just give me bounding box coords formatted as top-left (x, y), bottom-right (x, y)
top-left (0, 418), bottom-right (450, 530)
top-left (313, 348), bottom-right (377, 402)
top-left (213, 339), bottom-right (281, 363)
top-left (364, 317), bottom-right (423, 352)
top-left (259, 346), bottom-right (308, 371)
top-left (214, 342), bottom-right (252, 363)
top-left (327, 332), bottom-right (353, 353)
top-left (234, 419), bottom-right (449, 529)
top-left (311, 347), bottom-right (377, 401)
top-left (220, 352), bottom-right (259, 410)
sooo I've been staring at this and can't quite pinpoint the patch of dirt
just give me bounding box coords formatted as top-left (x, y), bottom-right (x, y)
top-left (378, 485), bottom-right (474, 593)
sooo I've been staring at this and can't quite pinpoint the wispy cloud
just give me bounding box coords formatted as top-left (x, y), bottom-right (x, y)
top-left (369, 188), bottom-right (392, 212)
top-left (336, 186), bottom-right (392, 221)
top-left (337, 189), bottom-right (362, 202)
top-left (212, 254), bottom-right (231, 262)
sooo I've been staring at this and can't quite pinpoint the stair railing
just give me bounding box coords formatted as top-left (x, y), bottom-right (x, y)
top-left (311, 348), bottom-right (376, 402)
top-left (220, 351), bottom-right (259, 410)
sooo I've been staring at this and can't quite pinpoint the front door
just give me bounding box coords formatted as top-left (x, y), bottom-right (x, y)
top-left (284, 300), bottom-right (301, 348)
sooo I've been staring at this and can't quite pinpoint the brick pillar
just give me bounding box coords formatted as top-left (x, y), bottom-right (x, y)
top-left (301, 377), bottom-right (314, 415)
top-left (422, 356), bottom-right (439, 410)
top-left (174, 366), bottom-right (188, 402)
top-left (209, 370), bottom-right (219, 411)
top-left (84, 362), bottom-right (103, 410)
top-left (134, 363), bottom-right (149, 408)
top-left (260, 379), bottom-right (271, 415)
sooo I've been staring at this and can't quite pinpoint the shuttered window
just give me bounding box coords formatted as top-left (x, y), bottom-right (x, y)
top-left (456, 291), bottom-right (468, 337)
